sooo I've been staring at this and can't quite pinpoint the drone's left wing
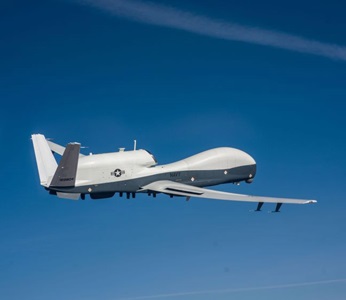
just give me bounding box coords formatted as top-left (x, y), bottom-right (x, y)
top-left (141, 180), bottom-right (316, 209)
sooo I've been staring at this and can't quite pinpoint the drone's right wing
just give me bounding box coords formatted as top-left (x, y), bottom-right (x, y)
top-left (142, 180), bottom-right (317, 212)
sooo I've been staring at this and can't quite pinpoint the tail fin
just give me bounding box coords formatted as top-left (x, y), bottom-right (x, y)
top-left (47, 140), bottom-right (85, 157)
top-left (49, 143), bottom-right (80, 188)
top-left (32, 134), bottom-right (58, 186)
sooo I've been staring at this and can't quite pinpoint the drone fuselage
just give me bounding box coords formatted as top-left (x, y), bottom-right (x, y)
top-left (50, 147), bottom-right (256, 198)
top-left (32, 134), bottom-right (316, 208)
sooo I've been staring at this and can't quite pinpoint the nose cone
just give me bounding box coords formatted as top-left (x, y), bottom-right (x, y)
top-left (235, 149), bottom-right (257, 181)
top-left (246, 163), bottom-right (257, 182)
top-left (235, 149), bottom-right (256, 167)
top-left (245, 153), bottom-right (257, 180)
top-left (244, 152), bottom-right (256, 166)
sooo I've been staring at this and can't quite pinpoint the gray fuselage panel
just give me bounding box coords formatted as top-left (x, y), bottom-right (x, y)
top-left (49, 164), bottom-right (256, 194)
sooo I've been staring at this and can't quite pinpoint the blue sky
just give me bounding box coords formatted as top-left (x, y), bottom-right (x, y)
top-left (1, 0), bottom-right (346, 299)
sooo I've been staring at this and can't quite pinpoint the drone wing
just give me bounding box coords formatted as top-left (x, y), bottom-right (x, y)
top-left (141, 180), bottom-right (316, 211)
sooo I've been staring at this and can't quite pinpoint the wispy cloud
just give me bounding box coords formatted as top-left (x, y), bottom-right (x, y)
top-left (119, 278), bottom-right (346, 300)
top-left (77, 0), bottom-right (346, 61)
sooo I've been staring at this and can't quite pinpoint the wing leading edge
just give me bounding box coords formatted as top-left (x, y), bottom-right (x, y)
top-left (141, 180), bottom-right (317, 205)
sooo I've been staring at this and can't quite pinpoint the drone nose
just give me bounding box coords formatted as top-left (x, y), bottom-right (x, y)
top-left (245, 152), bottom-right (256, 166)
top-left (236, 149), bottom-right (256, 166)
top-left (246, 163), bottom-right (257, 183)
top-left (239, 151), bottom-right (256, 182)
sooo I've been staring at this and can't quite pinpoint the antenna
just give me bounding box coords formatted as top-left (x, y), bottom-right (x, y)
top-left (134, 139), bottom-right (137, 151)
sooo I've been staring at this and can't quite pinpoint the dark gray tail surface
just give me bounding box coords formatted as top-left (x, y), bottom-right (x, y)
top-left (50, 143), bottom-right (80, 188)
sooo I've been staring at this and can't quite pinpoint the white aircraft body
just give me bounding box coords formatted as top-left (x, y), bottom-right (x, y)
top-left (32, 134), bottom-right (316, 212)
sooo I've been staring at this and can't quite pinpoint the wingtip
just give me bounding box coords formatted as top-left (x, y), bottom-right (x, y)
top-left (305, 200), bottom-right (317, 204)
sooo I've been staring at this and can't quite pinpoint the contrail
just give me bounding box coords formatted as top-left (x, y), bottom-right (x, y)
top-left (118, 278), bottom-right (346, 300)
top-left (76, 0), bottom-right (346, 61)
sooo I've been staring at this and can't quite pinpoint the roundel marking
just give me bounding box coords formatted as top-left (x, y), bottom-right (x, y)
top-left (114, 169), bottom-right (122, 177)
